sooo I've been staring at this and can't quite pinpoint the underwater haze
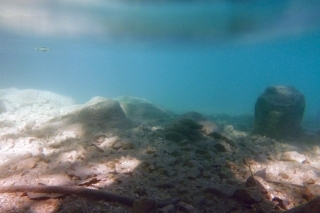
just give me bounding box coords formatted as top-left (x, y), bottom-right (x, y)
top-left (1, 0), bottom-right (320, 117)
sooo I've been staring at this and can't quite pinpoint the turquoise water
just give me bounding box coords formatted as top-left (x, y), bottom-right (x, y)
top-left (1, 0), bottom-right (320, 116)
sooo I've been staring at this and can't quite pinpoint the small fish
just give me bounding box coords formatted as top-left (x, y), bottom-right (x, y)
top-left (35, 47), bottom-right (50, 52)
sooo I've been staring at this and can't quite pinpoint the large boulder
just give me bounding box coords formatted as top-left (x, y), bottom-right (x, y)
top-left (63, 97), bottom-right (129, 131)
top-left (77, 97), bottom-right (126, 122)
top-left (253, 86), bottom-right (305, 139)
top-left (115, 96), bottom-right (173, 122)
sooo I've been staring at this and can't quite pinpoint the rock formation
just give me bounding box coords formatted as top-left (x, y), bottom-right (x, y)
top-left (253, 86), bottom-right (305, 139)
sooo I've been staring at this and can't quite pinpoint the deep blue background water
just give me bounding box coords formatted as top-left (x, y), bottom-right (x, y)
top-left (1, 0), bottom-right (320, 116)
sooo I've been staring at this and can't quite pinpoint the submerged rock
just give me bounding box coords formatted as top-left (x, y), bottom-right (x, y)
top-left (78, 97), bottom-right (126, 122)
top-left (280, 151), bottom-right (306, 163)
top-left (233, 186), bottom-right (264, 205)
top-left (132, 198), bottom-right (157, 213)
top-left (253, 86), bottom-right (305, 139)
top-left (283, 197), bottom-right (320, 213)
top-left (164, 111), bottom-right (235, 146)
top-left (115, 96), bottom-right (173, 122)
top-left (64, 97), bottom-right (129, 131)
top-left (164, 116), bottom-right (203, 142)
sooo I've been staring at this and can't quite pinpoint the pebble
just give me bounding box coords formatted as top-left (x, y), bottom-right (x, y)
top-left (158, 204), bottom-right (175, 213)
top-left (112, 141), bottom-right (122, 150)
top-left (132, 198), bottom-right (157, 213)
top-left (93, 132), bottom-right (106, 142)
top-left (214, 142), bottom-right (231, 152)
top-left (97, 136), bottom-right (118, 151)
top-left (233, 186), bottom-right (263, 204)
top-left (279, 172), bottom-right (290, 179)
top-left (121, 138), bottom-right (135, 149)
top-left (280, 151), bottom-right (306, 163)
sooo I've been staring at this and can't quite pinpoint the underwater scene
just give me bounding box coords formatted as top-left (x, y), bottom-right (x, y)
top-left (0, 0), bottom-right (320, 212)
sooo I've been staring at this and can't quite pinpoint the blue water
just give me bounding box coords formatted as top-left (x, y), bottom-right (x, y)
top-left (1, 0), bottom-right (320, 116)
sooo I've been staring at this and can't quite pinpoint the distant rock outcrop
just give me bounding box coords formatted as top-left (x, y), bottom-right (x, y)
top-left (253, 86), bottom-right (305, 139)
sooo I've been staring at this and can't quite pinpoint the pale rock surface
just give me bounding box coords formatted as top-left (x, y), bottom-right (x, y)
top-left (280, 151), bottom-right (306, 163)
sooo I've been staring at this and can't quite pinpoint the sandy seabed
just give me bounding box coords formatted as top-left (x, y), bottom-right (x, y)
top-left (0, 88), bottom-right (320, 213)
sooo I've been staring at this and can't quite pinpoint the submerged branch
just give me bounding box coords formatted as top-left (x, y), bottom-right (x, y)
top-left (0, 185), bottom-right (180, 211)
